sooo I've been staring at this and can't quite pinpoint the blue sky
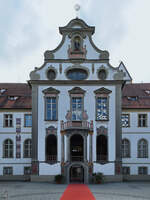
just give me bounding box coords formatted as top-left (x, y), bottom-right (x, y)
top-left (0, 0), bottom-right (150, 83)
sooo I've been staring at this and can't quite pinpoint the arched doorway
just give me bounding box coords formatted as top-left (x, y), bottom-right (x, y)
top-left (70, 134), bottom-right (83, 161)
top-left (46, 135), bottom-right (57, 163)
top-left (70, 165), bottom-right (84, 183)
top-left (97, 135), bottom-right (107, 162)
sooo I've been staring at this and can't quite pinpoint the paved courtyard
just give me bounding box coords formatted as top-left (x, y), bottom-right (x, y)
top-left (0, 182), bottom-right (150, 200)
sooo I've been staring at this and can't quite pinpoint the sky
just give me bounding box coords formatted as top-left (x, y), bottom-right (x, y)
top-left (0, 0), bottom-right (150, 83)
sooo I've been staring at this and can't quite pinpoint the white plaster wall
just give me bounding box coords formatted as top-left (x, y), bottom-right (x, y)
top-left (39, 163), bottom-right (61, 175)
top-left (122, 164), bottom-right (150, 175)
top-left (93, 163), bottom-right (115, 175)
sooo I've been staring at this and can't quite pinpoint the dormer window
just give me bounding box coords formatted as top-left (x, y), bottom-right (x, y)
top-left (0, 88), bottom-right (6, 94)
top-left (8, 96), bottom-right (19, 100)
top-left (127, 96), bottom-right (138, 101)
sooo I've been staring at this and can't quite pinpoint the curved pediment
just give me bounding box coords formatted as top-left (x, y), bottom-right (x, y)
top-left (94, 87), bottom-right (112, 95)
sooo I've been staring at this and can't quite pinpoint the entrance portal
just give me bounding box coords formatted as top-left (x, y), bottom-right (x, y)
top-left (70, 165), bottom-right (84, 183)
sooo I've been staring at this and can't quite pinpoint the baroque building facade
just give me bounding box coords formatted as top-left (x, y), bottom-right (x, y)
top-left (0, 18), bottom-right (150, 183)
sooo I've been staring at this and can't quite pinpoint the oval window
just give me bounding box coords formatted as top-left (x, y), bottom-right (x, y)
top-left (66, 68), bottom-right (88, 80)
top-left (98, 69), bottom-right (107, 80)
top-left (47, 69), bottom-right (56, 80)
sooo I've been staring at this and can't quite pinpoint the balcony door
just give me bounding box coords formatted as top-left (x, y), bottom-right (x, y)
top-left (70, 134), bottom-right (83, 162)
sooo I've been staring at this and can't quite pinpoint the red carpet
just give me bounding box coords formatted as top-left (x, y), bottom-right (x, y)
top-left (60, 184), bottom-right (96, 200)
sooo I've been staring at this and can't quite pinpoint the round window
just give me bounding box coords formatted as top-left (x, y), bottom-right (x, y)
top-left (66, 68), bottom-right (88, 80)
top-left (98, 69), bottom-right (107, 80)
top-left (47, 69), bottom-right (56, 80)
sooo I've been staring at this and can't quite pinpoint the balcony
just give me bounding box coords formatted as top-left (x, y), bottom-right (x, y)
top-left (63, 121), bottom-right (91, 130)
top-left (71, 156), bottom-right (83, 162)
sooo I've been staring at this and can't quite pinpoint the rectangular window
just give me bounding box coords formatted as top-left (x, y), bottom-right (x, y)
top-left (72, 97), bottom-right (82, 120)
top-left (24, 167), bottom-right (31, 175)
top-left (122, 114), bottom-right (129, 127)
top-left (96, 97), bottom-right (108, 121)
top-left (122, 167), bottom-right (130, 175)
top-left (138, 167), bottom-right (148, 175)
top-left (4, 114), bottom-right (13, 127)
top-left (45, 97), bottom-right (57, 120)
top-left (3, 167), bottom-right (13, 175)
top-left (24, 114), bottom-right (32, 127)
top-left (138, 114), bottom-right (147, 127)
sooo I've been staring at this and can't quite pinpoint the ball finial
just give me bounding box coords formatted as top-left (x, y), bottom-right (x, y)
top-left (74, 4), bottom-right (80, 18)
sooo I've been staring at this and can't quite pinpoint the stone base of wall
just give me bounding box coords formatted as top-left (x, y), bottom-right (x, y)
top-left (104, 175), bottom-right (123, 183)
top-left (0, 175), bottom-right (30, 181)
top-left (123, 175), bottom-right (150, 182)
top-left (30, 175), bottom-right (55, 183)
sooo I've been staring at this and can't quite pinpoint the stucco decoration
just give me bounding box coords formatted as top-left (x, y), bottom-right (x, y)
top-left (113, 71), bottom-right (125, 80)
top-left (65, 111), bottom-right (72, 121)
top-left (97, 126), bottom-right (108, 136)
top-left (94, 87), bottom-right (112, 95)
top-left (46, 126), bottom-right (57, 135)
top-left (59, 64), bottom-right (62, 74)
top-left (29, 71), bottom-right (40, 80)
top-left (42, 87), bottom-right (60, 94)
top-left (92, 63), bottom-right (94, 74)
top-left (99, 51), bottom-right (109, 59)
top-left (44, 50), bottom-right (55, 60)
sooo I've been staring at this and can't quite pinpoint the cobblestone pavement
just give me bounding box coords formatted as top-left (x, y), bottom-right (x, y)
top-left (0, 182), bottom-right (150, 200)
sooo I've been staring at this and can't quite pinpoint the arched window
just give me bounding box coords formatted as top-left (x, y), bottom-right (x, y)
top-left (138, 139), bottom-right (148, 158)
top-left (3, 139), bottom-right (13, 158)
top-left (74, 36), bottom-right (81, 51)
top-left (24, 139), bottom-right (32, 158)
top-left (122, 139), bottom-right (130, 158)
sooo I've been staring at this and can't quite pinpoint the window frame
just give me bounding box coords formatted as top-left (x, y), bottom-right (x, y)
top-left (95, 95), bottom-right (109, 121)
top-left (3, 139), bottom-right (13, 158)
top-left (24, 139), bottom-right (32, 158)
top-left (3, 114), bottom-right (13, 127)
top-left (137, 139), bottom-right (148, 158)
top-left (71, 96), bottom-right (84, 121)
top-left (122, 167), bottom-right (130, 175)
top-left (24, 114), bottom-right (32, 127)
top-left (138, 114), bottom-right (147, 127)
top-left (138, 166), bottom-right (148, 175)
top-left (24, 166), bottom-right (31, 175)
top-left (122, 139), bottom-right (130, 158)
top-left (121, 113), bottom-right (130, 128)
top-left (3, 167), bottom-right (13, 176)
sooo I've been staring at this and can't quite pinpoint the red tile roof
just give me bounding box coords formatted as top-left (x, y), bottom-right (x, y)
top-left (0, 83), bottom-right (31, 109)
top-left (0, 83), bottom-right (150, 109)
top-left (122, 83), bottom-right (150, 109)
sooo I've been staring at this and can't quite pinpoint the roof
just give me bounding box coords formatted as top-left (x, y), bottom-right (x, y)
top-left (0, 83), bottom-right (31, 109)
top-left (122, 83), bottom-right (150, 109)
top-left (0, 83), bottom-right (150, 110)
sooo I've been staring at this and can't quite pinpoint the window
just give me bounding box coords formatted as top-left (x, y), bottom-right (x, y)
top-left (4, 114), bottom-right (13, 127)
top-left (138, 139), bottom-right (148, 158)
top-left (66, 68), bottom-right (88, 80)
top-left (74, 36), bottom-right (81, 51)
top-left (122, 114), bottom-right (129, 127)
top-left (96, 97), bottom-right (108, 120)
top-left (24, 167), bottom-right (31, 175)
top-left (24, 114), bottom-right (32, 127)
top-left (122, 167), bottom-right (130, 175)
top-left (3, 139), bottom-right (13, 158)
top-left (122, 139), bottom-right (130, 158)
top-left (45, 97), bottom-right (57, 120)
top-left (72, 97), bottom-right (83, 120)
top-left (138, 114), bottom-right (147, 127)
top-left (138, 167), bottom-right (148, 175)
top-left (24, 139), bottom-right (32, 158)
top-left (3, 167), bottom-right (13, 175)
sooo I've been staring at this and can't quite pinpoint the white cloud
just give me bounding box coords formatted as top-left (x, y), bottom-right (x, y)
top-left (0, 0), bottom-right (150, 82)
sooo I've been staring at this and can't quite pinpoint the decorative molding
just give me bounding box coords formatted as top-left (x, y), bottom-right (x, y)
top-left (59, 64), bottom-right (62, 74)
top-left (44, 51), bottom-right (55, 59)
top-left (42, 87), bottom-right (60, 94)
top-left (68, 87), bottom-right (86, 94)
top-left (97, 126), bottom-right (108, 135)
top-left (92, 63), bottom-right (94, 74)
top-left (46, 126), bottom-right (57, 135)
top-left (94, 87), bottom-right (112, 95)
